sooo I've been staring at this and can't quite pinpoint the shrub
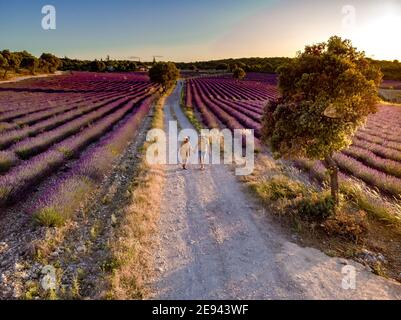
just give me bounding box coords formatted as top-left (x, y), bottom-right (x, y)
top-left (296, 191), bottom-right (334, 220)
top-left (322, 210), bottom-right (368, 241)
top-left (267, 175), bottom-right (306, 200)
top-left (233, 67), bottom-right (246, 80)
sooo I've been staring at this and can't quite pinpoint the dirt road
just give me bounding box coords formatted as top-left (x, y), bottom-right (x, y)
top-left (148, 81), bottom-right (401, 300)
top-left (0, 71), bottom-right (64, 85)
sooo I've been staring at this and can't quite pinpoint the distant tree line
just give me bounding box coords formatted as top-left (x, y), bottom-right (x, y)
top-left (371, 59), bottom-right (401, 81)
top-left (60, 57), bottom-right (149, 73)
top-left (2, 49), bottom-right (401, 81)
top-left (177, 57), bottom-right (401, 81)
top-left (0, 50), bottom-right (61, 78)
top-left (176, 57), bottom-right (292, 73)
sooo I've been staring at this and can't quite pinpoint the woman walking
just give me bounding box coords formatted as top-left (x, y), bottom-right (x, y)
top-left (179, 136), bottom-right (192, 170)
top-left (198, 134), bottom-right (209, 171)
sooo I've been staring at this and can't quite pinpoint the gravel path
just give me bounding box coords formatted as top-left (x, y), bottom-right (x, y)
top-left (148, 81), bottom-right (401, 300)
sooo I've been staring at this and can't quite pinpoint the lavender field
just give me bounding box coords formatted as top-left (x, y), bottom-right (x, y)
top-left (184, 75), bottom-right (278, 137)
top-left (184, 74), bottom-right (401, 198)
top-left (0, 72), bottom-right (158, 222)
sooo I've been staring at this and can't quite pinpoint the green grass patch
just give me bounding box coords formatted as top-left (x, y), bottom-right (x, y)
top-left (295, 191), bottom-right (334, 220)
top-left (182, 105), bottom-right (203, 132)
top-left (33, 207), bottom-right (66, 227)
top-left (252, 175), bottom-right (307, 201)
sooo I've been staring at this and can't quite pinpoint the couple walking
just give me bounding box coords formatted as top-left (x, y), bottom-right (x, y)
top-left (179, 135), bottom-right (209, 171)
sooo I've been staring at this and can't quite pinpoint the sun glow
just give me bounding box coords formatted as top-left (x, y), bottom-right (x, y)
top-left (347, 11), bottom-right (401, 60)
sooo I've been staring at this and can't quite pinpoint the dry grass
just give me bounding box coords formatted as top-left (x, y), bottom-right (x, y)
top-left (107, 161), bottom-right (164, 299)
top-left (105, 84), bottom-right (173, 299)
top-left (32, 222), bottom-right (76, 265)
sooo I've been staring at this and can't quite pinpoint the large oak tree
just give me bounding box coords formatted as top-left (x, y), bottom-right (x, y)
top-left (262, 36), bottom-right (382, 207)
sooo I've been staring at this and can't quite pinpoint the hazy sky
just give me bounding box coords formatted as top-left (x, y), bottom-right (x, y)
top-left (1, 0), bottom-right (400, 61)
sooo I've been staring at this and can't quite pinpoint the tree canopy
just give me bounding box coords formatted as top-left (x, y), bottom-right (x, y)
top-left (261, 36), bottom-right (382, 205)
top-left (0, 54), bottom-right (7, 71)
top-left (233, 67), bottom-right (246, 80)
top-left (19, 51), bottom-right (39, 74)
top-left (39, 53), bottom-right (61, 73)
top-left (176, 57), bottom-right (291, 73)
top-left (149, 61), bottom-right (180, 91)
top-left (0, 50), bottom-right (64, 78)
top-left (1, 50), bottom-right (21, 78)
top-left (89, 60), bottom-right (106, 72)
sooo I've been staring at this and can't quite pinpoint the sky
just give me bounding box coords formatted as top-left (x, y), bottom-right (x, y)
top-left (0, 0), bottom-right (400, 62)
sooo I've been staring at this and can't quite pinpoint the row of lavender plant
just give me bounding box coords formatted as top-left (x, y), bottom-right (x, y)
top-left (0, 81), bottom-right (151, 126)
top-left (190, 79), bottom-right (264, 136)
top-left (192, 81), bottom-right (246, 132)
top-left (342, 145), bottom-right (401, 178)
top-left (191, 82), bottom-right (220, 128)
top-left (11, 92), bottom-right (149, 160)
top-left (355, 132), bottom-right (401, 151)
top-left (31, 95), bottom-right (155, 225)
top-left (0, 72), bottom-right (151, 115)
top-left (352, 137), bottom-right (401, 162)
top-left (333, 153), bottom-right (401, 197)
top-left (0, 94), bottom-right (153, 204)
top-left (0, 84), bottom-right (153, 151)
top-left (202, 94), bottom-right (261, 136)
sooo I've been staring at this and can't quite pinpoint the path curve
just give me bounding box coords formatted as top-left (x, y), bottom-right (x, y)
top-left (148, 81), bottom-right (401, 300)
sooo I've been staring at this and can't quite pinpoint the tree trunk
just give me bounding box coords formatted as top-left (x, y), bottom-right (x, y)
top-left (324, 155), bottom-right (339, 208)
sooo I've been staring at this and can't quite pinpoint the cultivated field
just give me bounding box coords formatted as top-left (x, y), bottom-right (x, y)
top-left (0, 72), bottom-right (158, 224)
top-left (184, 74), bottom-right (401, 199)
top-left (184, 75), bottom-right (278, 137)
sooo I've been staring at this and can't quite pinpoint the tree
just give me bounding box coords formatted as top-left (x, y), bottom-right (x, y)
top-left (89, 60), bottom-right (106, 72)
top-left (39, 53), bottom-right (61, 73)
top-left (261, 62), bottom-right (274, 73)
top-left (229, 63), bottom-right (238, 72)
top-left (261, 36), bottom-right (382, 208)
top-left (216, 63), bottom-right (228, 71)
top-left (126, 61), bottom-right (137, 72)
top-left (1, 50), bottom-right (21, 78)
top-left (21, 56), bottom-right (39, 75)
top-left (233, 67), bottom-right (246, 80)
top-left (149, 62), bottom-right (180, 91)
top-left (0, 54), bottom-right (8, 77)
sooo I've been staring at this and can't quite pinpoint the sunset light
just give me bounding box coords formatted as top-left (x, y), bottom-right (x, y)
top-left (1, 0), bottom-right (401, 306)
